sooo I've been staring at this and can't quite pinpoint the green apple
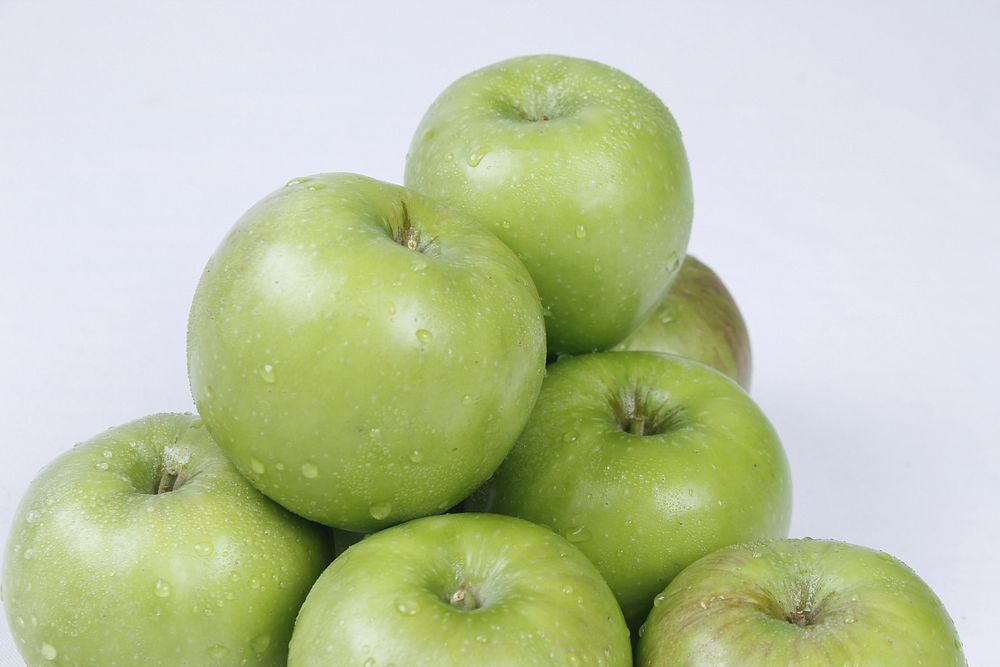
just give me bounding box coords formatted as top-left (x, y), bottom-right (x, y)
top-left (288, 513), bottom-right (631, 666)
top-left (187, 173), bottom-right (547, 531)
top-left (2, 413), bottom-right (331, 667)
top-left (638, 538), bottom-right (967, 666)
top-left (613, 255), bottom-right (752, 389)
top-left (405, 54), bottom-right (693, 354)
top-left (467, 351), bottom-right (792, 629)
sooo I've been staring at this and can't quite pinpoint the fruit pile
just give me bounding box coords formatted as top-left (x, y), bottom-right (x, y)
top-left (3, 55), bottom-right (966, 666)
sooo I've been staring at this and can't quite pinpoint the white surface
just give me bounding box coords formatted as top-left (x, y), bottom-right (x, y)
top-left (1, 1), bottom-right (997, 663)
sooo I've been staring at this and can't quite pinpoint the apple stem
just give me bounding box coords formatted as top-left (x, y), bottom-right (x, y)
top-left (628, 415), bottom-right (646, 436)
top-left (157, 468), bottom-right (179, 494)
top-left (449, 583), bottom-right (479, 611)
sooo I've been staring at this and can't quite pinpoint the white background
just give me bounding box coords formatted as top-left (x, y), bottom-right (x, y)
top-left (1, 1), bottom-right (997, 664)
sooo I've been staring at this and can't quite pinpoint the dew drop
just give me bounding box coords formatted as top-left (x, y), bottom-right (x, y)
top-left (462, 394), bottom-right (474, 405)
top-left (562, 585), bottom-right (574, 594)
top-left (475, 634), bottom-right (488, 643)
top-left (259, 364), bottom-right (276, 383)
top-left (466, 147), bottom-right (488, 167)
top-left (250, 458), bottom-right (266, 475)
top-left (666, 251), bottom-right (681, 272)
top-left (95, 461), bottom-right (109, 471)
top-left (563, 526), bottom-right (592, 543)
top-left (194, 543), bottom-right (213, 557)
top-left (102, 449), bottom-right (114, 458)
top-left (40, 643), bottom-right (57, 661)
top-left (191, 418), bottom-right (204, 429)
top-left (592, 260), bottom-right (602, 273)
top-left (408, 450), bottom-right (423, 464)
top-left (653, 594), bottom-right (667, 607)
top-left (370, 502), bottom-right (392, 521)
top-left (207, 645), bottom-right (229, 659)
top-left (500, 220), bottom-right (512, 229)
top-left (306, 183), bottom-right (327, 191)
top-left (575, 225), bottom-right (587, 239)
top-left (301, 462), bottom-right (319, 479)
top-left (25, 511), bottom-right (39, 524)
top-left (285, 177), bottom-right (308, 187)
top-left (395, 598), bottom-right (420, 615)
top-left (154, 578), bottom-right (172, 598)
top-left (415, 329), bottom-right (433, 344)
top-left (251, 634), bottom-right (270, 653)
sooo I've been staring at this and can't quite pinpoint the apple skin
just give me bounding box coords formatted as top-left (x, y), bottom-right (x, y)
top-left (467, 352), bottom-right (792, 630)
top-left (288, 513), bottom-right (631, 666)
top-left (613, 255), bottom-right (752, 390)
top-left (187, 173), bottom-right (547, 531)
top-left (405, 54), bottom-right (693, 354)
top-left (638, 538), bottom-right (967, 666)
top-left (2, 413), bottom-right (331, 667)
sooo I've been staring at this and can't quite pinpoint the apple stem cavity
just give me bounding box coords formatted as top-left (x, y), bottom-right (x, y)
top-left (390, 201), bottom-right (437, 255)
top-left (448, 583), bottom-right (480, 611)
top-left (609, 389), bottom-right (685, 437)
top-left (786, 609), bottom-right (813, 627)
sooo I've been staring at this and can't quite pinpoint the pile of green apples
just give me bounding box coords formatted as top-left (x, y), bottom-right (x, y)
top-left (3, 55), bottom-right (966, 666)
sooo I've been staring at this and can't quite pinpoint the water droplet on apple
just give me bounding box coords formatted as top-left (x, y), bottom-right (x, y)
top-left (194, 543), bottom-right (213, 557)
top-left (415, 329), bottom-right (433, 344)
top-left (191, 418), bottom-right (204, 429)
top-left (653, 594), bottom-right (667, 607)
top-left (369, 502), bottom-right (392, 520)
top-left (95, 461), bottom-right (109, 471)
top-left (395, 598), bottom-right (420, 615)
top-left (250, 577), bottom-right (261, 589)
top-left (306, 182), bottom-right (327, 191)
top-left (637, 623), bottom-right (647, 638)
top-left (250, 458), bottom-right (266, 475)
top-left (462, 394), bottom-right (474, 405)
top-left (207, 645), bottom-right (229, 659)
top-left (500, 220), bottom-right (511, 229)
top-left (575, 225), bottom-right (587, 239)
top-left (25, 511), bottom-right (39, 524)
top-left (475, 634), bottom-right (488, 643)
top-left (667, 252), bottom-right (681, 272)
top-left (40, 643), bottom-right (57, 661)
top-left (259, 364), bottom-right (276, 383)
top-left (154, 578), bottom-right (172, 598)
top-left (301, 462), bottom-right (319, 478)
top-left (102, 449), bottom-right (113, 458)
top-left (285, 177), bottom-right (308, 187)
top-left (251, 634), bottom-right (270, 653)
top-left (466, 147), bottom-right (489, 167)
top-left (592, 260), bottom-right (602, 273)
top-left (563, 526), bottom-right (592, 543)
top-left (562, 585), bottom-right (574, 594)
top-left (562, 432), bottom-right (578, 443)
top-left (408, 450), bottom-right (423, 464)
